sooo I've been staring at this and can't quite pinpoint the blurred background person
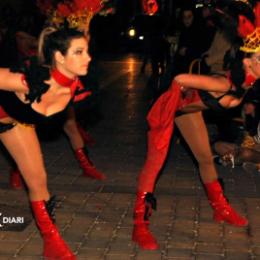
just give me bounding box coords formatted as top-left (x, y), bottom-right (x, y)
top-left (139, 0), bottom-right (168, 76)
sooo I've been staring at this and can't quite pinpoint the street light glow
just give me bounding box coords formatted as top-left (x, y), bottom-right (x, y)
top-left (128, 28), bottom-right (136, 37)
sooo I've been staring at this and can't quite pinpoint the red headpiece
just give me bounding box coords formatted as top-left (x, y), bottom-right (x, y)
top-left (142, 0), bottom-right (158, 15)
top-left (237, 1), bottom-right (260, 53)
top-left (37, 0), bottom-right (114, 33)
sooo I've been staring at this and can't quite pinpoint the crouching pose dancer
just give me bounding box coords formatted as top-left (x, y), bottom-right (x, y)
top-left (132, 0), bottom-right (260, 250)
top-left (8, 0), bottom-right (106, 190)
top-left (0, 0), bottom-right (107, 257)
top-left (0, 26), bottom-right (93, 258)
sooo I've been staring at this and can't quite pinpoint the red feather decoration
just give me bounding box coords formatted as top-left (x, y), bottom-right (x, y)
top-left (254, 2), bottom-right (260, 27)
top-left (57, 3), bottom-right (72, 17)
top-left (237, 15), bottom-right (255, 38)
top-left (142, 0), bottom-right (158, 15)
top-left (74, 0), bottom-right (102, 13)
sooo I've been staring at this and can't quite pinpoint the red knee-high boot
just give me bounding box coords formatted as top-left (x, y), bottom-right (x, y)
top-left (74, 147), bottom-right (106, 180)
top-left (76, 123), bottom-right (95, 146)
top-left (132, 192), bottom-right (159, 250)
top-left (132, 83), bottom-right (182, 250)
top-left (31, 200), bottom-right (76, 259)
top-left (132, 132), bottom-right (169, 250)
top-left (9, 168), bottom-right (24, 190)
top-left (204, 180), bottom-right (248, 226)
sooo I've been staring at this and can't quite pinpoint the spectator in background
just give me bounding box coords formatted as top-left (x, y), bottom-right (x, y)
top-left (172, 3), bottom-right (215, 76)
top-left (172, 6), bottom-right (202, 75)
top-left (15, 13), bottom-right (39, 60)
top-left (139, 0), bottom-right (167, 76)
top-left (159, 3), bottom-right (216, 93)
top-left (213, 120), bottom-right (260, 171)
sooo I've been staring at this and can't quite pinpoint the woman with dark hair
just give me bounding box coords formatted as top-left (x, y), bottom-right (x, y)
top-left (8, 1), bottom-right (107, 189)
top-left (0, 26), bottom-right (92, 259)
top-left (132, 0), bottom-right (260, 250)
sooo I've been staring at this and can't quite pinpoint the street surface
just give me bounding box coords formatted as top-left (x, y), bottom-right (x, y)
top-left (0, 54), bottom-right (260, 259)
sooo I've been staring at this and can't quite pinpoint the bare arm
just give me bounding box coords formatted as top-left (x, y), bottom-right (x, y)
top-left (0, 68), bottom-right (29, 93)
top-left (174, 74), bottom-right (230, 92)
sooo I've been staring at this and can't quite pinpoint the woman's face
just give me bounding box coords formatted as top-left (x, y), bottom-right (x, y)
top-left (248, 52), bottom-right (260, 79)
top-left (182, 10), bottom-right (194, 28)
top-left (60, 37), bottom-right (91, 78)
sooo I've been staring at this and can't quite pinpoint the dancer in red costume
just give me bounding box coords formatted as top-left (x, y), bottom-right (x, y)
top-left (133, 0), bottom-right (260, 250)
top-left (9, 8), bottom-right (106, 190)
top-left (0, 0), bottom-right (105, 258)
top-left (44, 0), bottom-right (106, 182)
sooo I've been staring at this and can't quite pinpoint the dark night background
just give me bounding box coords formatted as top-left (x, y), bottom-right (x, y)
top-left (0, 0), bottom-right (187, 53)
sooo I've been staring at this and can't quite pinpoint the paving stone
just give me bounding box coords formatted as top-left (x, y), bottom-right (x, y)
top-left (77, 247), bottom-right (104, 258)
top-left (0, 240), bottom-right (23, 256)
top-left (224, 251), bottom-right (251, 259)
top-left (166, 248), bottom-right (193, 258)
top-left (18, 238), bottom-right (42, 256)
top-left (135, 250), bottom-right (162, 260)
top-left (195, 242), bottom-right (223, 255)
top-left (195, 255), bottom-right (223, 260)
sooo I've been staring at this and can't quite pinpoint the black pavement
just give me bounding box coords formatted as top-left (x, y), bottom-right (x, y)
top-left (0, 54), bottom-right (260, 259)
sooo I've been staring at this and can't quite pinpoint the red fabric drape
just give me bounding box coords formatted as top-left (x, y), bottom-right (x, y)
top-left (146, 81), bottom-right (181, 150)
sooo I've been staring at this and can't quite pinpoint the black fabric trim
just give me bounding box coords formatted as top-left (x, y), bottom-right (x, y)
top-left (10, 56), bottom-right (50, 103)
top-left (0, 122), bottom-right (15, 133)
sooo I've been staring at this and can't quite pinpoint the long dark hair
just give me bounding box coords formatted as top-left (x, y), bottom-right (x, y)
top-left (38, 27), bottom-right (85, 66)
top-left (217, 0), bottom-right (257, 95)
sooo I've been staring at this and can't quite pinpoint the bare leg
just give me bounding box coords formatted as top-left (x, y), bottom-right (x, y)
top-left (175, 112), bottom-right (217, 183)
top-left (63, 106), bottom-right (84, 150)
top-left (63, 106), bottom-right (106, 180)
top-left (0, 124), bottom-right (75, 259)
top-left (0, 124), bottom-right (49, 201)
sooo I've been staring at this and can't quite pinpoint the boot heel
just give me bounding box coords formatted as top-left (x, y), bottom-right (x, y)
top-left (132, 224), bottom-right (159, 250)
